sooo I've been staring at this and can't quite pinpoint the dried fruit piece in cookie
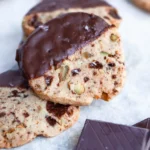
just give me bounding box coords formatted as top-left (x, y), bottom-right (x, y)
top-left (0, 70), bottom-right (79, 148)
top-left (18, 13), bottom-right (126, 106)
top-left (22, 0), bottom-right (121, 37)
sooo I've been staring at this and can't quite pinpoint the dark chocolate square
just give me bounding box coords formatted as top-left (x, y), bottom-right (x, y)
top-left (76, 120), bottom-right (150, 150)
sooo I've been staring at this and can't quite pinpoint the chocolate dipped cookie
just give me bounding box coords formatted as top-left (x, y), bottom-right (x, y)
top-left (18, 13), bottom-right (126, 106)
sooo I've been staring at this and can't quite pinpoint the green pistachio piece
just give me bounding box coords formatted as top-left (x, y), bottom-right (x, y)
top-left (59, 65), bottom-right (69, 81)
top-left (110, 34), bottom-right (119, 42)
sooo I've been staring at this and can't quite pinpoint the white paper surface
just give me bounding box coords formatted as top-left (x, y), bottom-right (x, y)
top-left (0, 0), bottom-right (150, 150)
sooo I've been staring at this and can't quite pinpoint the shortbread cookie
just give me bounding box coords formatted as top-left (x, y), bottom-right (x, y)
top-left (23, 0), bottom-right (121, 37)
top-left (0, 70), bottom-right (79, 148)
top-left (18, 13), bottom-right (126, 106)
top-left (132, 0), bottom-right (150, 12)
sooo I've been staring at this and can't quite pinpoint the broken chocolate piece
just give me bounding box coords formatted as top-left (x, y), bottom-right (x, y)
top-left (76, 119), bottom-right (150, 150)
top-left (134, 118), bottom-right (150, 130)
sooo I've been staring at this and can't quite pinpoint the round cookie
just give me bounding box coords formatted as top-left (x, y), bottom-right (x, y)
top-left (0, 70), bottom-right (79, 149)
top-left (132, 0), bottom-right (150, 12)
top-left (23, 0), bottom-right (121, 37)
top-left (18, 13), bottom-right (126, 106)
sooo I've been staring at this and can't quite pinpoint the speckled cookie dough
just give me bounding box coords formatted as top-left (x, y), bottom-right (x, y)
top-left (0, 70), bottom-right (79, 148)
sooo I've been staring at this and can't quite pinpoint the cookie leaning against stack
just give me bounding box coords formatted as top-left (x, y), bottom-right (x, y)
top-left (132, 0), bottom-right (150, 12)
top-left (22, 0), bottom-right (121, 38)
top-left (17, 12), bottom-right (126, 106)
top-left (0, 70), bottom-right (79, 148)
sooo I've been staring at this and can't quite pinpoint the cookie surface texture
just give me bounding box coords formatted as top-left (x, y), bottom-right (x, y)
top-left (0, 70), bottom-right (79, 148)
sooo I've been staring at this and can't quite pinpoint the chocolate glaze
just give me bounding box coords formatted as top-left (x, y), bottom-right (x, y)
top-left (27, 0), bottom-right (110, 15)
top-left (0, 70), bottom-right (28, 88)
top-left (76, 119), bottom-right (150, 150)
top-left (19, 13), bottom-right (110, 79)
top-left (134, 118), bottom-right (150, 130)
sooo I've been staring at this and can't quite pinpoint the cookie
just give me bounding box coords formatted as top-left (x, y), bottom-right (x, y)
top-left (132, 0), bottom-right (150, 12)
top-left (18, 13), bottom-right (126, 106)
top-left (0, 70), bottom-right (79, 148)
top-left (22, 0), bottom-right (121, 37)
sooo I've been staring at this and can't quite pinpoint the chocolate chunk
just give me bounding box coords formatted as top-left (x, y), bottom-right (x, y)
top-left (44, 75), bottom-right (53, 86)
top-left (109, 9), bottom-right (121, 19)
top-left (89, 61), bottom-right (103, 69)
top-left (84, 77), bottom-right (89, 82)
top-left (134, 118), bottom-right (150, 130)
top-left (0, 112), bottom-right (6, 118)
top-left (46, 102), bottom-right (69, 118)
top-left (108, 62), bottom-right (116, 67)
top-left (8, 90), bottom-right (20, 98)
top-left (23, 112), bottom-right (29, 118)
top-left (19, 13), bottom-right (110, 79)
top-left (93, 71), bottom-right (97, 76)
top-left (0, 70), bottom-right (28, 88)
top-left (72, 69), bottom-right (81, 76)
top-left (46, 116), bottom-right (56, 126)
top-left (24, 94), bottom-right (28, 98)
top-left (27, 0), bottom-right (111, 15)
top-left (12, 90), bottom-right (19, 97)
top-left (76, 119), bottom-right (150, 150)
top-left (112, 74), bottom-right (116, 79)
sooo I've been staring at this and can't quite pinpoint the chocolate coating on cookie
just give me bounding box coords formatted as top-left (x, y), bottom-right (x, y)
top-left (19, 13), bottom-right (110, 79)
top-left (27, 0), bottom-right (110, 15)
top-left (0, 70), bottom-right (28, 88)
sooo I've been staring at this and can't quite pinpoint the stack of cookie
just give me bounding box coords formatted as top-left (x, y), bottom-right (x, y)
top-left (0, 0), bottom-right (126, 148)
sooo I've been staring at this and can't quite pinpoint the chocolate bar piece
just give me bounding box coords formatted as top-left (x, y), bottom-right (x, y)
top-left (134, 118), bottom-right (150, 130)
top-left (76, 119), bottom-right (150, 150)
